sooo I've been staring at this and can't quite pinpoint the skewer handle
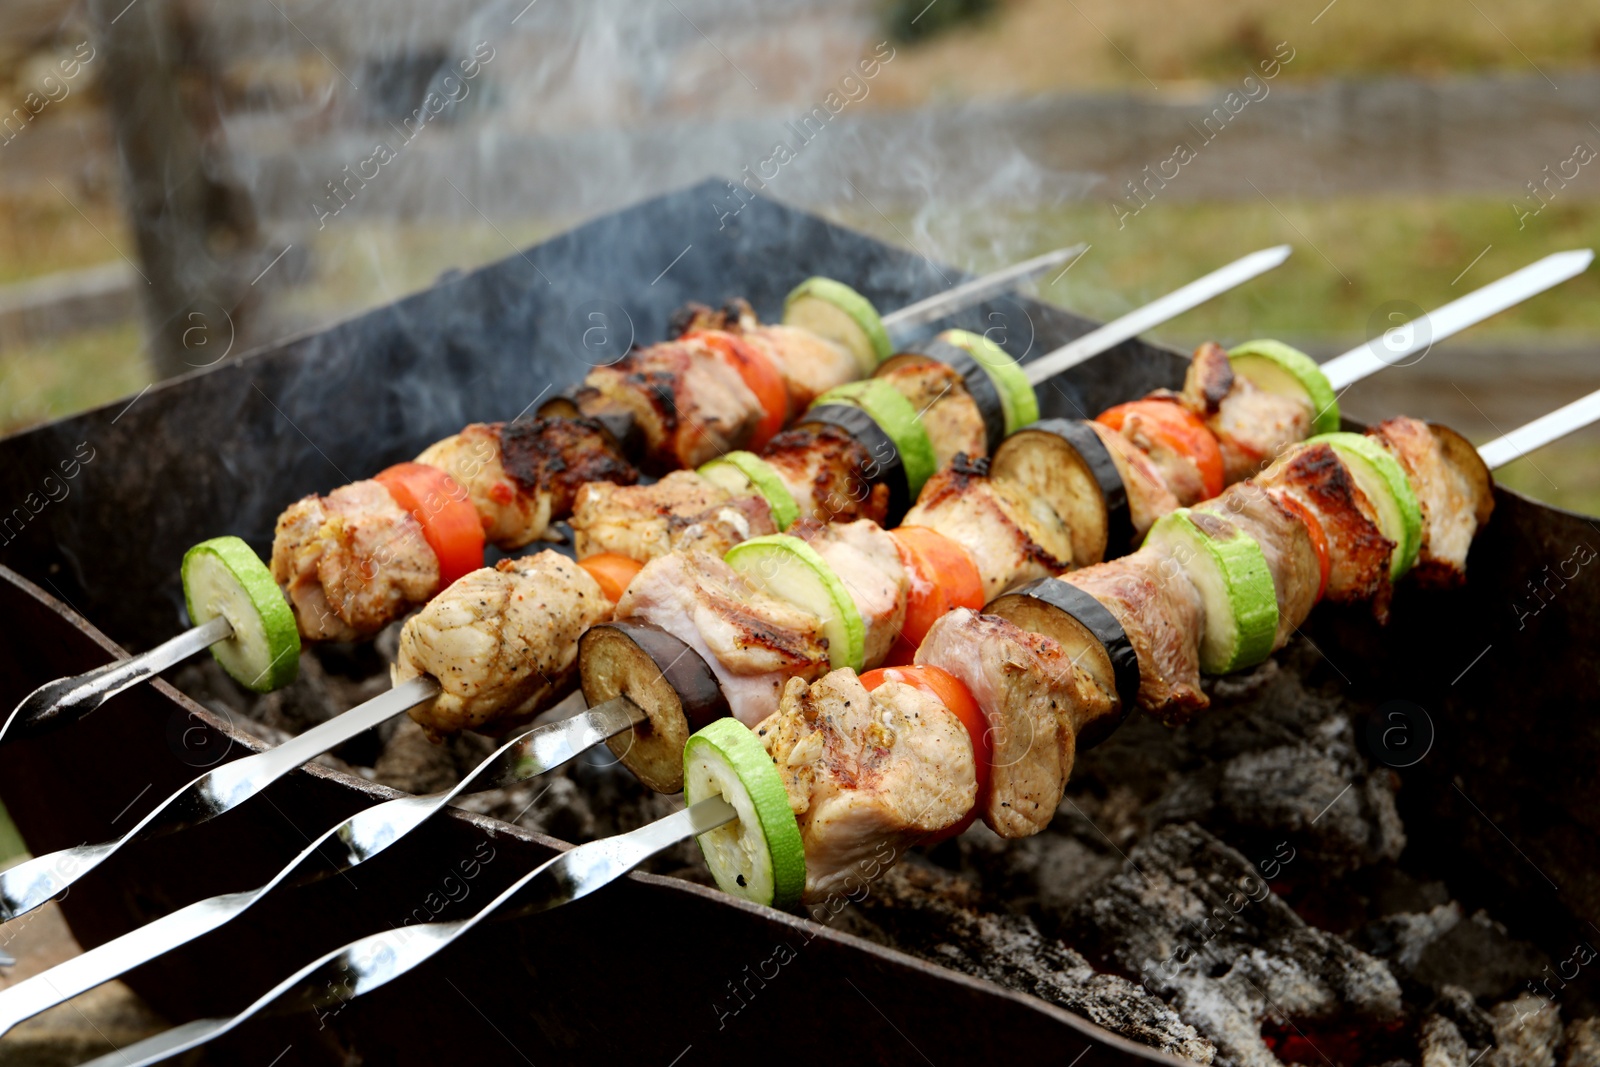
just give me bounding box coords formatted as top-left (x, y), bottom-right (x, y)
top-left (1, 615), bottom-right (233, 744)
top-left (1022, 244), bottom-right (1293, 386)
top-left (1479, 386), bottom-right (1600, 471)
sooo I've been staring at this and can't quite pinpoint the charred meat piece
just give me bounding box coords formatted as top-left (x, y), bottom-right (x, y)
top-left (1062, 547), bottom-right (1208, 723)
top-left (874, 357), bottom-right (989, 468)
top-left (762, 422), bottom-right (891, 527)
top-left (791, 518), bottom-right (909, 669)
top-left (1197, 482), bottom-right (1321, 649)
top-left (616, 550), bottom-right (829, 727)
top-left (582, 341), bottom-right (762, 472)
top-left (1369, 416), bottom-right (1493, 588)
top-left (904, 456), bottom-right (1074, 602)
top-left (393, 551), bottom-right (610, 739)
top-left (1258, 441), bottom-right (1396, 620)
top-left (415, 418), bottom-right (637, 550)
top-left (271, 480), bottom-right (440, 642)
top-left (917, 608), bottom-right (1110, 838)
top-left (758, 669), bottom-right (976, 902)
top-left (1180, 341), bottom-right (1313, 484)
top-left (1087, 421), bottom-right (1181, 541)
top-left (570, 470), bottom-right (776, 564)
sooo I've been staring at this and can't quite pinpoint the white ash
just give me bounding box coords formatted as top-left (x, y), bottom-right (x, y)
top-left (1563, 1018), bottom-right (1600, 1067)
top-left (1063, 822), bottom-right (1403, 1067)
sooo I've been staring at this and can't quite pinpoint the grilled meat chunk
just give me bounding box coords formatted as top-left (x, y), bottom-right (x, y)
top-left (1258, 442), bottom-right (1395, 620)
top-left (762, 422), bottom-right (890, 527)
top-left (1197, 482), bottom-right (1321, 648)
top-left (904, 456), bottom-right (1074, 601)
top-left (1087, 421), bottom-right (1181, 540)
top-left (581, 341), bottom-right (762, 472)
top-left (1181, 341), bottom-right (1313, 484)
top-left (393, 551), bottom-right (610, 739)
top-left (792, 518), bottom-right (909, 669)
top-left (1101, 401), bottom-right (1209, 506)
top-left (875, 358), bottom-right (988, 467)
top-left (570, 470), bottom-right (776, 564)
top-left (917, 609), bottom-right (1110, 838)
top-left (759, 669), bottom-right (976, 902)
top-left (271, 480), bottom-right (440, 642)
top-left (670, 298), bottom-right (859, 411)
top-left (1063, 547), bottom-right (1207, 722)
top-left (415, 418), bottom-right (637, 550)
top-left (746, 324), bottom-right (861, 412)
top-left (1369, 416), bottom-right (1493, 588)
top-left (617, 550), bottom-right (829, 726)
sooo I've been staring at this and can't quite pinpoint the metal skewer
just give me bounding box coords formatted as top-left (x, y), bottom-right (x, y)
top-left (1, 616), bottom-right (232, 745)
top-left (1023, 245), bottom-right (1293, 385)
top-left (0, 676), bottom-right (438, 925)
top-left (0, 695), bottom-right (645, 1035)
top-left (66, 390), bottom-right (1600, 1066)
top-left (881, 244), bottom-right (1086, 335)
top-left (1478, 386), bottom-right (1600, 471)
top-left (0, 247), bottom-right (1086, 750)
top-left (1318, 249), bottom-right (1595, 391)
top-left (76, 795), bottom-right (738, 1067)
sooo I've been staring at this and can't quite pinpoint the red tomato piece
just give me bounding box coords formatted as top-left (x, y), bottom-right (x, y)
top-left (373, 462), bottom-right (485, 590)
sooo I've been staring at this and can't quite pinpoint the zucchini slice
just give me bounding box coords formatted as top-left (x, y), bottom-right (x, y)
top-left (941, 328), bottom-right (1039, 433)
top-left (580, 621), bottom-right (728, 794)
top-left (783, 277), bottom-right (892, 375)
top-left (985, 577), bottom-right (1139, 747)
top-left (698, 451), bottom-right (801, 531)
top-left (181, 536), bottom-right (300, 692)
top-left (684, 717), bottom-right (806, 908)
top-left (1143, 509), bottom-right (1277, 675)
top-left (1227, 340), bottom-right (1339, 436)
top-left (800, 402), bottom-right (911, 521)
top-left (989, 418), bottom-right (1131, 565)
top-left (724, 534), bottom-right (866, 671)
top-left (1307, 432), bottom-right (1423, 579)
top-left (814, 380), bottom-right (937, 498)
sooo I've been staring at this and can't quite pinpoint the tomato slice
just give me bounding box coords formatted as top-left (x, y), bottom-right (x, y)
top-left (684, 329), bottom-right (789, 450)
top-left (884, 526), bottom-right (985, 666)
top-left (1098, 398), bottom-right (1224, 499)
top-left (579, 551), bottom-right (645, 603)
top-left (374, 462), bottom-right (485, 590)
top-left (861, 664), bottom-right (990, 842)
top-left (1275, 492), bottom-right (1330, 603)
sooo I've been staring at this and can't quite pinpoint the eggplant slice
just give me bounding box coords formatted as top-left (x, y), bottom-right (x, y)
top-left (579, 621), bottom-right (730, 793)
top-left (536, 386), bottom-right (643, 456)
top-left (800, 403), bottom-right (911, 522)
top-left (879, 338), bottom-right (1007, 455)
top-left (989, 418), bottom-right (1131, 566)
top-left (985, 577), bottom-right (1140, 749)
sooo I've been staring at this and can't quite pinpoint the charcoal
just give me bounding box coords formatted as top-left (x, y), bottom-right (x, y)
top-left (1063, 821), bottom-right (1403, 1067)
top-left (1410, 911), bottom-right (1551, 1002)
top-left (1564, 1018), bottom-right (1600, 1067)
top-left (1432, 984), bottom-right (1499, 1048)
top-left (844, 860), bottom-right (1217, 1064)
top-left (1073, 649), bottom-right (1407, 875)
top-left (1487, 993), bottom-right (1564, 1067)
top-left (1421, 1013), bottom-right (1471, 1067)
top-left (373, 716), bottom-right (497, 795)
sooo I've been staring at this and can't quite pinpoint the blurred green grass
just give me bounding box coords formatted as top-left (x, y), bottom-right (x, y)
top-left (0, 802), bottom-right (25, 867)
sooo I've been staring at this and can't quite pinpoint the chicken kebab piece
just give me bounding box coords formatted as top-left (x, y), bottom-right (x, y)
top-left (270, 278), bottom-right (896, 643)
top-left (668, 416), bottom-right (1495, 907)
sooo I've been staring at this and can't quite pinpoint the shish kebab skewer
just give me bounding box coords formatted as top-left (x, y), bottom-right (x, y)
top-left (0, 249), bottom-right (1285, 925)
top-left (2, 252), bottom-right (1581, 956)
top-left (0, 247), bottom-right (1084, 747)
top-left (69, 389), bottom-right (1600, 1067)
